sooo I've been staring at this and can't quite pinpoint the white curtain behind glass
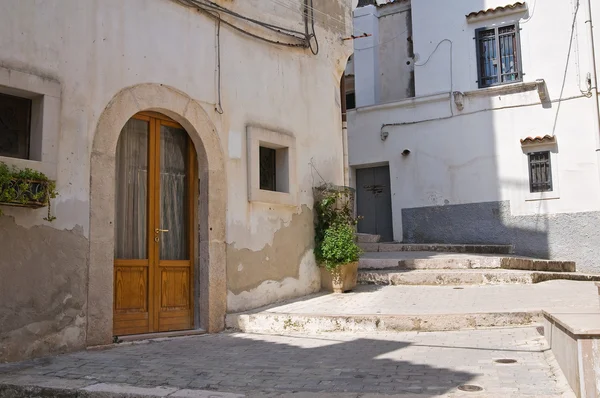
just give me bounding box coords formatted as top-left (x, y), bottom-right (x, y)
top-left (115, 119), bottom-right (149, 259)
top-left (159, 125), bottom-right (188, 260)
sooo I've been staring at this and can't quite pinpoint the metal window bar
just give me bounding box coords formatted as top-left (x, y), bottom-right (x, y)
top-left (528, 151), bottom-right (552, 193)
top-left (477, 24), bottom-right (520, 88)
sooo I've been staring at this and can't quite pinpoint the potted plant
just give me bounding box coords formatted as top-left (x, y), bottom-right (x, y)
top-left (314, 184), bottom-right (362, 293)
top-left (0, 162), bottom-right (58, 221)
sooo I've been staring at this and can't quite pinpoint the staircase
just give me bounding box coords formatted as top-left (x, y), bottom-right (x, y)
top-left (355, 233), bottom-right (599, 286)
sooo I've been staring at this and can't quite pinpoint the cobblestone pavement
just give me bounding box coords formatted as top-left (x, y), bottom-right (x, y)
top-left (252, 280), bottom-right (598, 316)
top-left (0, 327), bottom-right (573, 397)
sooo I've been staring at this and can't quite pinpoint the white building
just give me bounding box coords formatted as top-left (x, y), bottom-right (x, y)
top-left (0, 0), bottom-right (352, 362)
top-left (346, 0), bottom-right (600, 273)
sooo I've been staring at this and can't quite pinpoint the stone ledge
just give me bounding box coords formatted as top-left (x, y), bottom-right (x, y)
top-left (359, 243), bottom-right (514, 254)
top-left (542, 310), bottom-right (600, 337)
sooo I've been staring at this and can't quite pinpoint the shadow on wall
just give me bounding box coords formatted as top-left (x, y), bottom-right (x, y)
top-left (0, 334), bottom-right (478, 395)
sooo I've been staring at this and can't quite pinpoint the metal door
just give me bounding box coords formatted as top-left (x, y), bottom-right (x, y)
top-left (356, 166), bottom-right (394, 242)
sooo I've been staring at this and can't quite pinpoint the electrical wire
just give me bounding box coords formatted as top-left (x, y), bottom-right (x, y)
top-left (520, 0), bottom-right (537, 24)
top-left (414, 39), bottom-right (454, 116)
top-left (214, 14), bottom-right (224, 114)
top-left (272, 0), bottom-right (349, 30)
top-left (355, 27), bottom-right (409, 51)
top-left (175, 0), bottom-right (310, 48)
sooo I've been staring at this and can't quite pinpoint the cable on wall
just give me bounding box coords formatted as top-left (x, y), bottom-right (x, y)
top-left (174, 0), bottom-right (313, 49)
top-left (414, 38), bottom-right (454, 116)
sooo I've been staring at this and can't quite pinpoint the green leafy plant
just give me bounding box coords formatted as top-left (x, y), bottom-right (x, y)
top-left (313, 184), bottom-right (362, 271)
top-left (0, 162), bottom-right (58, 221)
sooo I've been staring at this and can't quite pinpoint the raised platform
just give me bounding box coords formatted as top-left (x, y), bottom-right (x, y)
top-left (544, 309), bottom-right (600, 398)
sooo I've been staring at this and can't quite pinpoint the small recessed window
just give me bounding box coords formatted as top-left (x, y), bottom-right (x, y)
top-left (346, 92), bottom-right (356, 110)
top-left (260, 146), bottom-right (277, 191)
top-left (528, 151), bottom-right (552, 193)
top-left (0, 92), bottom-right (32, 159)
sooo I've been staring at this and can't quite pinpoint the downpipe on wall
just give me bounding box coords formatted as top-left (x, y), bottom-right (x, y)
top-left (585, 0), bottom-right (600, 186)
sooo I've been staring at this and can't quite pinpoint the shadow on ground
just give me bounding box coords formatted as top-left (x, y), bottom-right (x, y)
top-left (0, 333), bottom-right (476, 396)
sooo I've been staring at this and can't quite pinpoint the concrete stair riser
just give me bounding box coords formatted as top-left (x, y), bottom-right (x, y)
top-left (358, 270), bottom-right (600, 286)
top-left (355, 233), bottom-right (381, 243)
top-left (359, 253), bottom-right (576, 273)
top-left (226, 312), bottom-right (542, 334)
top-left (359, 243), bottom-right (514, 254)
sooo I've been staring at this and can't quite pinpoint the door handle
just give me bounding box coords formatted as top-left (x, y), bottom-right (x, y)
top-left (155, 228), bottom-right (169, 233)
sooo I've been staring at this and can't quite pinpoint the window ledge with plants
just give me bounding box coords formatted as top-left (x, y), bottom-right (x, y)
top-left (0, 161), bottom-right (58, 221)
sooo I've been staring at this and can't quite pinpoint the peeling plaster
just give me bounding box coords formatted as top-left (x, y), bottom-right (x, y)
top-left (227, 249), bottom-right (321, 313)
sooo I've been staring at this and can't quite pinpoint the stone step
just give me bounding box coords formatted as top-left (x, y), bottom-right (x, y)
top-left (227, 311), bottom-right (542, 334)
top-left (359, 242), bottom-right (514, 254)
top-left (358, 269), bottom-right (600, 286)
top-left (355, 233), bottom-right (380, 243)
top-left (359, 252), bottom-right (576, 272)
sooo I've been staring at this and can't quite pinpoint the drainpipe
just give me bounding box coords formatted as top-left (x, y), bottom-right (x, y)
top-left (341, 75), bottom-right (350, 186)
top-left (585, 0), bottom-right (600, 185)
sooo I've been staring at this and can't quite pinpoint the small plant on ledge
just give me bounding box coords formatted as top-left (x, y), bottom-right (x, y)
top-left (313, 183), bottom-right (362, 293)
top-left (0, 162), bottom-right (58, 221)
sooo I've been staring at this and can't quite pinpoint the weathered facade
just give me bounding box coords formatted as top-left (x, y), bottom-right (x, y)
top-left (346, 0), bottom-right (600, 273)
top-left (0, 0), bottom-right (352, 363)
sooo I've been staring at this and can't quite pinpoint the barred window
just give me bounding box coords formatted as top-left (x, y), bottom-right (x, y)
top-left (476, 24), bottom-right (522, 88)
top-left (528, 151), bottom-right (552, 193)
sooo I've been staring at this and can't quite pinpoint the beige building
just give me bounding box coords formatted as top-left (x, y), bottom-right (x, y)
top-left (0, 0), bottom-right (352, 363)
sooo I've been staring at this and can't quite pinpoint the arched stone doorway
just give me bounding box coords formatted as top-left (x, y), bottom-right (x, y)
top-left (88, 84), bottom-right (226, 346)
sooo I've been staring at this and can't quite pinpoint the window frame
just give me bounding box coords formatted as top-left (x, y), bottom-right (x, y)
top-left (475, 22), bottom-right (523, 89)
top-left (247, 126), bottom-right (297, 206)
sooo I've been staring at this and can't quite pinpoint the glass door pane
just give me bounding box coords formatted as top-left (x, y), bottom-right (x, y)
top-left (159, 124), bottom-right (189, 260)
top-left (115, 118), bottom-right (149, 259)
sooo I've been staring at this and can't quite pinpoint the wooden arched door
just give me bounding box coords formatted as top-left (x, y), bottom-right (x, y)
top-left (113, 112), bottom-right (196, 336)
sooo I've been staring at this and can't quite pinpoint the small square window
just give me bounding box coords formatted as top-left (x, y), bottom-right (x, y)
top-left (0, 92), bottom-right (32, 159)
top-left (476, 23), bottom-right (522, 88)
top-left (247, 126), bottom-right (296, 206)
top-left (528, 151), bottom-right (552, 193)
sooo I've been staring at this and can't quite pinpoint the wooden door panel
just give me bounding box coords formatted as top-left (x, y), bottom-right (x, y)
top-left (160, 267), bottom-right (190, 310)
top-left (114, 266), bottom-right (148, 312)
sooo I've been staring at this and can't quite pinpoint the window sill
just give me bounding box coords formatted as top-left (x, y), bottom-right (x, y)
top-left (249, 189), bottom-right (297, 207)
top-left (0, 156), bottom-right (57, 180)
top-left (465, 81), bottom-right (538, 98)
top-left (525, 192), bottom-right (560, 202)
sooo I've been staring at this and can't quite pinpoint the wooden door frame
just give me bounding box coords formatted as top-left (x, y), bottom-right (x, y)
top-left (89, 83), bottom-right (227, 347)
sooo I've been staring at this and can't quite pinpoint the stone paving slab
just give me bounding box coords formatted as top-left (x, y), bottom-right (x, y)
top-left (0, 328), bottom-right (575, 397)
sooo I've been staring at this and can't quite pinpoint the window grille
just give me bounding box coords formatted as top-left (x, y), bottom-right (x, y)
top-left (476, 24), bottom-right (522, 88)
top-left (528, 151), bottom-right (552, 193)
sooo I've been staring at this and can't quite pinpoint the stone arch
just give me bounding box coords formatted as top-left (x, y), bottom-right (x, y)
top-left (88, 83), bottom-right (226, 346)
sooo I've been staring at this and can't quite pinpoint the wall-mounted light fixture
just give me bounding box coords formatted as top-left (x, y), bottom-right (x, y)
top-left (401, 149), bottom-right (411, 156)
top-left (381, 130), bottom-right (389, 141)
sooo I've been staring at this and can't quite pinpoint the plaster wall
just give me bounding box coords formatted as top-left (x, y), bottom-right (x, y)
top-left (0, 0), bottom-right (352, 362)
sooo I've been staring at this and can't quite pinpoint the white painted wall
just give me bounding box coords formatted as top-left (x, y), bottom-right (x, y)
top-left (348, 0), bottom-right (600, 242)
top-left (0, 0), bottom-right (352, 311)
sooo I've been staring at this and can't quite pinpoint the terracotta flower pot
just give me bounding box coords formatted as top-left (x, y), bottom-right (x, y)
top-left (320, 261), bottom-right (359, 293)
